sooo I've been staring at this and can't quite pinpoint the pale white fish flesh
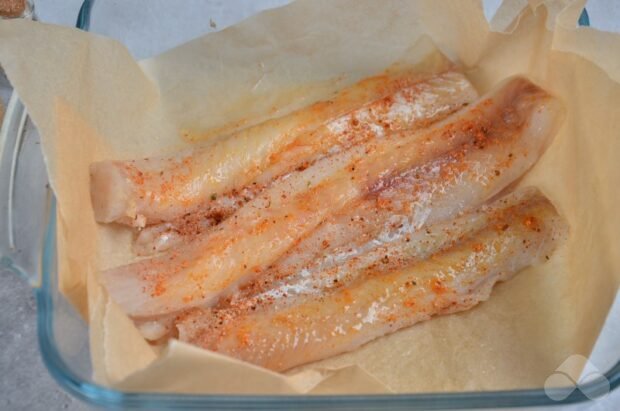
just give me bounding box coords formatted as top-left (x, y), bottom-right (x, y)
top-left (103, 117), bottom-right (469, 317)
top-left (219, 76), bottom-right (563, 306)
top-left (138, 188), bottom-right (537, 342)
top-left (131, 71), bottom-right (477, 254)
top-left (137, 187), bottom-right (546, 342)
top-left (102, 77), bottom-right (560, 319)
top-left (176, 190), bottom-right (568, 371)
top-left (91, 68), bottom-right (475, 228)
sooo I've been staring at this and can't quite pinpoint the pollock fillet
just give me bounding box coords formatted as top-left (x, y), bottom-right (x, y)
top-left (135, 188), bottom-right (552, 342)
top-left (176, 189), bottom-right (568, 371)
top-left (102, 77), bottom-right (563, 319)
top-left (130, 71), bottom-right (477, 254)
top-left (91, 67), bottom-right (476, 229)
top-left (225, 78), bottom-right (562, 306)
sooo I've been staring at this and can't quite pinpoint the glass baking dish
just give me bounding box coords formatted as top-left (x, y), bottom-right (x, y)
top-left (0, 0), bottom-right (618, 408)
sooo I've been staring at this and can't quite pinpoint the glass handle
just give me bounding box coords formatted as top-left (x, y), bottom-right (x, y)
top-left (0, 92), bottom-right (51, 287)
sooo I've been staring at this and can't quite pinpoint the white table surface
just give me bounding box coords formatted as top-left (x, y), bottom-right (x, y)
top-left (0, 1), bottom-right (618, 410)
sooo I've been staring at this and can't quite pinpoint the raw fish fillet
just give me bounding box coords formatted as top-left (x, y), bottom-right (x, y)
top-left (176, 189), bottom-right (568, 371)
top-left (224, 78), bottom-right (561, 307)
top-left (129, 70), bottom-right (476, 254)
top-left (102, 77), bottom-right (563, 319)
top-left (91, 68), bottom-right (476, 229)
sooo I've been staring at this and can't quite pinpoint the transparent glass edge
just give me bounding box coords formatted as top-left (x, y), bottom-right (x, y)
top-left (34, 235), bottom-right (620, 410)
top-left (0, 95), bottom-right (23, 271)
top-left (34, 3), bottom-right (619, 409)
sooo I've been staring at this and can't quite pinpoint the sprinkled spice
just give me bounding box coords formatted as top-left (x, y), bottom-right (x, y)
top-left (523, 216), bottom-right (541, 232)
top-left (152, 281), bottom-right (167, 297)
top-left (430, 278), bottom-right (446, 294)
top-left (472, 242), bottom-right (484, 252)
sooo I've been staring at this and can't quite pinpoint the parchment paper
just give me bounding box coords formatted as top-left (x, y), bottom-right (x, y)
top-left (0, 0), bottom-right (619, 394)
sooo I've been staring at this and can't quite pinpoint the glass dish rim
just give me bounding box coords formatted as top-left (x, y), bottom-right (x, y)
top-left (32, 1), bottom-right (619, 408)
